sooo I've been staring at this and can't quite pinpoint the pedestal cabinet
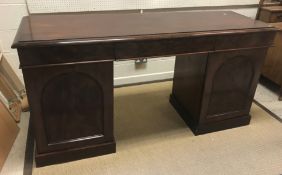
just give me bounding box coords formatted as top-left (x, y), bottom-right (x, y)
top-left (22, 61), bottom-right (115, 166)
top-left (171, 48), bottom-right (268, 135)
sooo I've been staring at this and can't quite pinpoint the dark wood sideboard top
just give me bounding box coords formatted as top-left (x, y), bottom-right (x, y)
top-left (12, 11), bottom-right (275, 48)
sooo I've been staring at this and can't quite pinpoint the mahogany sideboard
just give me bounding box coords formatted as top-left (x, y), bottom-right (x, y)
top-left (12, 11), bottom-right (276, 167)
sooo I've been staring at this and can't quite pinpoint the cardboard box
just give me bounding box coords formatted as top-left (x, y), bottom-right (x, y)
top-left (0, 98), bottom-right (19, 172)
top-left (0, 54), bottom-right (25, 96)
top-left (0, 53), bottom-right (27, 121)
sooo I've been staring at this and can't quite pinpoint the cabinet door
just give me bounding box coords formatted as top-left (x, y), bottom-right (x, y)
top-left (23, 61), bottom-right (113, 153)
top-left (200, 49), bottom-right (268, 123)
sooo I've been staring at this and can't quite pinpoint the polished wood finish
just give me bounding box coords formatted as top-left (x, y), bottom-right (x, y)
top-left (256, 0), bottom-right (282, 20)
top-left (257, 2), bottom-right (282, 100)
top-left (170, 94), bottom-right (251, 135)
top-left (13, 11), bottom-right (270, 48)
top-left (171, 48), bottom-right (268, 135)
top-left (17, 44), bottom-right (115, 67)
top-left (22, 61), bottom-right (115, 165)
top-left (201, 49), bottom-right (267, 120)
top-left (35, 141), bottom-right (116, 167)
top-left (262, 23), bottom-right (282, 99)
top-left (259, 6), bottom-right (282, 22)
top-left (12, 11), bottom-right (276, 167)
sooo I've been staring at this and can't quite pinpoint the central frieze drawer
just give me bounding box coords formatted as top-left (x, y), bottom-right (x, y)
top-left (115, 36), bottom-right (215, 60)
top-left (214, 31), bottom-right (275, 51)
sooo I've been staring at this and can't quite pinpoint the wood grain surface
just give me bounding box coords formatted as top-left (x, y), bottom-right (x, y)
top-left (12, 11), bottom-right (273, 48)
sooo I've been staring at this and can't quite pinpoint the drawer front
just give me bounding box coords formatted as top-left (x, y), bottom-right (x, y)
top-left (115, 36), bottom-right (215, 59)
top-left (270, 12), bottom-right (282, 23)
top-left (18, 43), bottom-right (115, 67)
top-left (214, 31), bottom-right (275, 51)
top-left (259, 10), bottom-right (282, 23)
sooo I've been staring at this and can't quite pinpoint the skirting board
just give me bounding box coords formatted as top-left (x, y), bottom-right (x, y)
top-left (114, 71), bottom-right (174, 86)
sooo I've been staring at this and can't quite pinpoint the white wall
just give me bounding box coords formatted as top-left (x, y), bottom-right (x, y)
top-left (0, 0), bottom-right (28, 83)
top-left (26, 0), bottom-right (259, 13)
top-left (0, 1), bottom-right (260, 86)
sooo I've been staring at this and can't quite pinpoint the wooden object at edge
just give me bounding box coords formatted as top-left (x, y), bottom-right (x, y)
top-left (0, 98), bottom-right (19, 172)
top-left (0, 53), bottom-right (29, 122)
top-left (256, 0), bottom-right (282, 100)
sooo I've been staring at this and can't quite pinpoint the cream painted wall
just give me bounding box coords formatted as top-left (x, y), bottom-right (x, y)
top-left (26, 0), bottom-right (260, 13)
top-left (0, 1), bottom-right (259, 86)
top-left (0, 0), bottom-right (28, 83)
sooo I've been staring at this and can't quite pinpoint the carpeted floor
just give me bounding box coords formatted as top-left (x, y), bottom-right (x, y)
top-left (255, 83), bottom-right (282, 120)
top-left (0, 112), bottom-right (30, 175)
top-left (31, 81), bottom-right (282, 175)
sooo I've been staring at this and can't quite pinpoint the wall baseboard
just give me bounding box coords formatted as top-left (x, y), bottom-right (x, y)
top-left (114, 71), bottom-right (174, 86)
top-left (114, 57), bottom-right (175, 86)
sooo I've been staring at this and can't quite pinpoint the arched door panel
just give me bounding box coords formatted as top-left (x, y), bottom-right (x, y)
top-left (200, 49), bottom-right (267, 122)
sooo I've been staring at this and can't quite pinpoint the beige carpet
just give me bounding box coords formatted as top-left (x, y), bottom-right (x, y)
top-left (33, 81), bottom-right (282, 175)
top-left (0, 112), bottom-right (30, 175)
top-left (255, 83), bottom-right (282, 120)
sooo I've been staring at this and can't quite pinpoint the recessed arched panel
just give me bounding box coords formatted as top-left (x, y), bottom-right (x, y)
top-left (207, 56), bottom-right (254, 117)
top-left (42, 72), bottom-right (104, 144)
